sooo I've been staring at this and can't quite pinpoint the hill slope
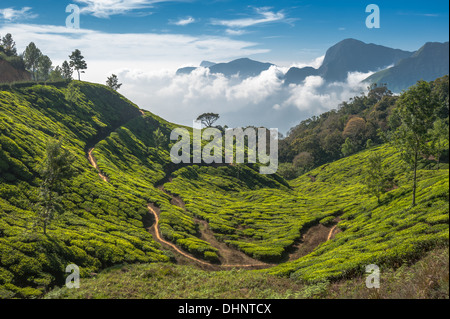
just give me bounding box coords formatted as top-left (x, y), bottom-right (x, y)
top-left (1, 80), bottom-right (448, 299)
top-left (365, 42), bottom-right (450, 92)
top-left (0, 81), bottom-right (175, 297)
top-left (0, 81), bottom-right (285, 297)
top-left (47, 143), bottom-right (449, 299)
top-left (0, 59), bottom-right (31, 83)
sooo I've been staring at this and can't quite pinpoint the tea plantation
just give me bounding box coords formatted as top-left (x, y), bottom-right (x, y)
top-left (0, 80), bottom-right (448, 299)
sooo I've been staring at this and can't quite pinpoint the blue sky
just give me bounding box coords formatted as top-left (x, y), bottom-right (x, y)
top-left (1, 0), bottom-right (448, 66)
top-left (0, 1), bottom-right (448, 132)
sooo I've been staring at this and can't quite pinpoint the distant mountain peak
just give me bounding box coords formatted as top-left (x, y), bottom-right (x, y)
top-left (200, 61), bottom-right (216, 68)
top-left (365, 41), bottom-right (449, 92)
top-left (176, 57), bottom-right (273, 78)
top-left (284, 38), bottom-right (413, 85)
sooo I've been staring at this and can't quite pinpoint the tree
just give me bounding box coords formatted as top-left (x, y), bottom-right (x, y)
top-left (23, 42), bottom-right (42, 81)
top-left (153, 128), bottom-right (167, 149)
top-left (341, 137), bottom-right (357, 157)
top-left (390, 80), bottom-right (437, 206)
top-left (61, 60), bottom-right (73, 80)
top-left (106, 74), bottom-right (122, 91)
top-left (1, 33), bottom-right (17, 56)
top-left (49, 66), bottom-right (64, 81)
top-left (69, 49), bottom-right (87, 81)
top-left (364, 152), bottom-right (391, 204)
top-left (36, 139), bottom-right (75, 235)
top-left (343, 116), bottom-right (366, 144)
top-left (197, 113), bottom-right (220, 127)
top-left (428, 118), bottom-right (449, 170)
top-left (37, 55), bottom-right (53, 81)
top-left (293, 151), bottom-right (314, 173)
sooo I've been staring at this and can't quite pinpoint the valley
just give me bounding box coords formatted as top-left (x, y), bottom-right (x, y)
top-left (0, 77), bottom-right (448, 299)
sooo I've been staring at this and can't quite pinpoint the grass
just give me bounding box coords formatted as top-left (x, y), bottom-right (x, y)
top-left (44, 246), bottom-right (448, 299)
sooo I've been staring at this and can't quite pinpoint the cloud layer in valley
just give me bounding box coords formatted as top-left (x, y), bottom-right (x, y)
top-left (118, 66), bottom-right (373, 135)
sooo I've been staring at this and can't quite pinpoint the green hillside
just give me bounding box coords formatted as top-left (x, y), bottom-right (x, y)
top-left (0, 81), bottom-right (175, 298)
top-left (47, 143), bottom-right (449, 299)
top-left (0, 78), bottom-right (448, 299)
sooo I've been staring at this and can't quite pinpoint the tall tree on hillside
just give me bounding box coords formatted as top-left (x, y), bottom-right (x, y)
top-left (69, 49), bottom-right (87, 81)
top-left (23, 42), bottom-right (42, 81)
top-left (390, 80), bottom-right (437, 207)
top-left (61, 60), bottom-right (73, 80)
top-left (36, 139), bottom-right (75, 235)
top-left (364, 152), bottom-right (391, 204)
top-left (49, 66), bottom-right (64, 81)
top-left (197, 113), bottom-right (220, 127)
top-left (1, 33), bottom-right (17, 56)
top-left (37, 55), bottom-right (53, 81)
top-left (428, 118), bottom-right (449, 170)
top-left (106, 74), bottom-right (122, 91)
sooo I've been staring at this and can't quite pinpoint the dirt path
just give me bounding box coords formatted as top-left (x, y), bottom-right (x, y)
top-left (156, 184), bottom-right (269, 269)
top-left (86, 124), bottom-right (341, 270)
top-left (327, 225), bottom-right (338, 241)
top-left (87, 148), bottom-right (109, 182)
top-left (147, 204), bottom-right (212, 266)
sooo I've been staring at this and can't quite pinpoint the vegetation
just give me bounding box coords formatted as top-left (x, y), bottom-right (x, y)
top-left (0, 82), bottom-right (171, 298)
top-left (36, 139), bottom-right (76, 235)
top-left (390, 80), bottom-right (439, 206)
top-left (0, 54), bottom-right (448, 299)
top-left (46, 247), bottom-right (448, 299)
top-left (23, 42), bottom-right (43, 81)
top-left (0, 34), bottom-right (17, 57)
top-left (363, 152), bottom-right (391, 203)
top-left (197, 113), bottom-right (220, 128)
top-left (106, 74), bottom-right (122, 91)
top-left (69, 50), bottom-right (87, 81)
top-left (278, 78), bottom-right (448, 180)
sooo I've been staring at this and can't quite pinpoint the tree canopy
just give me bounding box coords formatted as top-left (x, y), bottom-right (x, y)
top-left (69, 49), bottom-right (87, 81)
top-left (106, 74), bottom-right (122, 91)
top-left (197, 113), bottom-right (220, 127)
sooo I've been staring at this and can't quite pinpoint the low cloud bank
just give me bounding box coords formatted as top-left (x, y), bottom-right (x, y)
top-left (118, 66), bottom-right (373, 135)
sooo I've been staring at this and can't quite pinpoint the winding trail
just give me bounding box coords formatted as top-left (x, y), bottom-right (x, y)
top-left (87, 148), bottom-right (108, 182)
top-left (147, 204), bottom-right (212, 266)
top-left (86, 113), bottom-right (340, 270)
top-left (327, 225), bottom-right (338, 241)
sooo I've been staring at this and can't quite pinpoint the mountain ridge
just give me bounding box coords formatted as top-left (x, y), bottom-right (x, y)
top-left (365, 41), bottom-right (450, 92)
top-left (174, 38), bottom-right (448, 92)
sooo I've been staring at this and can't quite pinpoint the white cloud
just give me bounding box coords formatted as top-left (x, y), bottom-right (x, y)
top-left (74, 0), bottom-right (181, 18)
top-left (225, 29), bottom-right (247, 36)
top-left (212, 7), bottom-right (287, 35)
top-left (0, 7), bottom-right (37, 21)
top-left (0, 23), bottom-right (268, 84)
top-left (171, 16), bottom-right (195, 26)
top-left (291, 55), bottom-right (325, 69)
top-left (117, 65), bottom-right (373, 134)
